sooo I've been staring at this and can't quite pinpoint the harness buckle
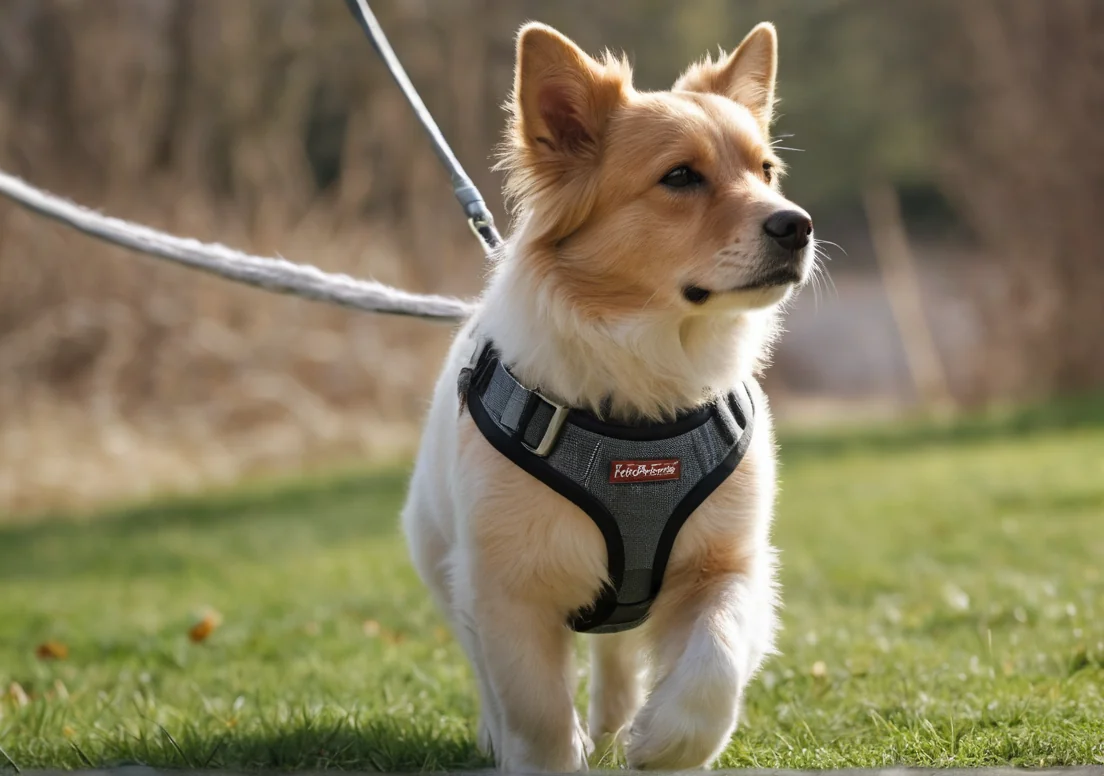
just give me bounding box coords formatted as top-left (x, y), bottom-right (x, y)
top-left (524, 395), bottom-right (569, 457)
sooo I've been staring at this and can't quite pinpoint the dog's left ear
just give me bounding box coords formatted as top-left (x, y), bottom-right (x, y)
top-left (674, 23), bottom-right (778, 131)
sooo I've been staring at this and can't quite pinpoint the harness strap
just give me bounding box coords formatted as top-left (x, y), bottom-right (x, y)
top-left (478, 357), bottom-right (568, 454)
top-left (466, 342), bottom-right (756, 634)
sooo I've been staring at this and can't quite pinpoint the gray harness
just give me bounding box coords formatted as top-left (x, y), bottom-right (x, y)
top-left (462, 340), bottom-right (756, 634)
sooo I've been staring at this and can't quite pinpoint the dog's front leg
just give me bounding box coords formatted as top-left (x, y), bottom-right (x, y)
top-left (626, 572), bottom-right (776, 770)
top-left (588, 631), bottom-right (645, 746)
top-left (472, 590), bottom-right (591, 772)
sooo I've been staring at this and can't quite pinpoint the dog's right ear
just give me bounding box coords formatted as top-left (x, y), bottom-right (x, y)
top-left (512, 23), bottom-right (627, 164)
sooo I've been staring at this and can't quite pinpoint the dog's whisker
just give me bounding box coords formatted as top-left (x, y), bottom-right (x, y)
top-left (812, 257), bottom-right (829, 307)
top-left (809, 265), bottom-right (822, 310)
top-left (804, 240), bottom-right (837, 303)
top-left (814, 238), bottom-right (848, 257)
top-left (812, 255), bottom-right (838, 300)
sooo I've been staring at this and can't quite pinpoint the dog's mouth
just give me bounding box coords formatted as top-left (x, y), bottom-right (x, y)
top-left (682, 268), bottom-right (803, 305)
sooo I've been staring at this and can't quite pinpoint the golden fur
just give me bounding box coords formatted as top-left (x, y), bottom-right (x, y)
top-left (402, 21), bottom-right (815, 771)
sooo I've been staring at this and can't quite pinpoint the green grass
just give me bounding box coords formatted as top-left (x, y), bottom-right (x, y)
top-left (2, 398), bottom-right (1104, 771)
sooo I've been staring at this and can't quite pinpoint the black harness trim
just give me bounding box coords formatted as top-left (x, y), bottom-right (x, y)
top-left (464, 341), bottom-right (755, 633)
top-left (650, 392), bottom-right (755, 597)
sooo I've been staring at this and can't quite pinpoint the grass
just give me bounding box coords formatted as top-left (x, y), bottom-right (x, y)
top-left (2, 398), bottom-right (1104, 771)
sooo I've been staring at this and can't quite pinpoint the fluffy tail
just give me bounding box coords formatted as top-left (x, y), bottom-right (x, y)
top-left (0, 169), bottom-right (475, 323)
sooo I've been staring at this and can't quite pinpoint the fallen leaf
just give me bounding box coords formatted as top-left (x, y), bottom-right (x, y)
top-left (36, 641), bottom-right (69, 660)
top-left (189, 610), bottom-right (222, 643)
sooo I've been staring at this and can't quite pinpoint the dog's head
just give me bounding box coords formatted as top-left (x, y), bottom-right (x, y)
top-left (499, 22), bottom-right (814, 320)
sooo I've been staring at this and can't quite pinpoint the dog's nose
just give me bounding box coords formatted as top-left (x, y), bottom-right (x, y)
top-left (763, 209), bottom-right (813, 251)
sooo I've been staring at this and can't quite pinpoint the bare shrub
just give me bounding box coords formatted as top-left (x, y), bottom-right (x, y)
top-left (0, 0), bottom-right (501, 514)
top-left (934, 0), bottom-right (1104, 399)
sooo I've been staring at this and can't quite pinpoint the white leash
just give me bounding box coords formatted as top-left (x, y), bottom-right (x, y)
top-left (0, 170), bottom-right (474, 322)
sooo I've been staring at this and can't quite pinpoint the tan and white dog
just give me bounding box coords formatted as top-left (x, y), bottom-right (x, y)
top-left (402, 20), bottom-right (815, 772)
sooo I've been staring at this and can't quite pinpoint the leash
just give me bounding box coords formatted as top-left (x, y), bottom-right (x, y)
top-left (0, 170), bottom-right (473, 322)
top-left (343, 0), bottom-right (502, 254)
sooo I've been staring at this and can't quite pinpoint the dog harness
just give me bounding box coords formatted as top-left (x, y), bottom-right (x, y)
top-left (462, 339), bottom-right (756, 634)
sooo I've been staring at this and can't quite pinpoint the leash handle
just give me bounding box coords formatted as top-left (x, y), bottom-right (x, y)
top-left (344, 0), bottom-right (502, 254)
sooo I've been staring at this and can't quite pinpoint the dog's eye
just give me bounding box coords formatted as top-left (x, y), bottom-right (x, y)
top-left (762, 161), bottom-right (774, 183)
top-left (660, 165), bottom-right (704, 189)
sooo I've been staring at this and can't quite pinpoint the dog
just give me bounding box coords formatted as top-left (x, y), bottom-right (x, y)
top-left (401, 20), bottom-right (814, 772)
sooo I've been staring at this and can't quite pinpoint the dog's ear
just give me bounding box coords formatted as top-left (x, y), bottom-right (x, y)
top-left (512, 23), bottom-right (627, 163)
top-left (674, 23), bottom-right (778, 131)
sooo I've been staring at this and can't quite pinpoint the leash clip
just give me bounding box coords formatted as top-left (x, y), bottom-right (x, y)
top-left (467, 215), bottom-right (498, 250)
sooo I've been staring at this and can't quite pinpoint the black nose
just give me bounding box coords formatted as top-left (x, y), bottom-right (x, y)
top-left (763, 209), bottom-right (813, 251)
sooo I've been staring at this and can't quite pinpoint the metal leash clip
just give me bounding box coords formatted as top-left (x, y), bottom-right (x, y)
top-left (345, 0), bottom-right (504, 254)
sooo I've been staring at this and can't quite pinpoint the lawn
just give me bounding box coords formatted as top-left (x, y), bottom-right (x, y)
top-left (2, 398), bottom-right (1103, 771)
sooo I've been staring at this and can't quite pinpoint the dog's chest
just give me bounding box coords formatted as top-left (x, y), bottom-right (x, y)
top-left (456, 411), bottom-right (764, 619)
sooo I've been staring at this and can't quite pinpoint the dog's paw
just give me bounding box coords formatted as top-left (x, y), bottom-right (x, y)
top-left (624, 686), bottom-right (736, 770)
top-left (494, 717), bottom-right (592, 773)
top-left (589, 730), bottom-right (623, 768)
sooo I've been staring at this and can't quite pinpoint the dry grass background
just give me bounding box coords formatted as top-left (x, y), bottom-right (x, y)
top-left (2, 0), bottom-right (1102, 516)
top-left (0, 198), bottom-right (461, 514)
top-left (0, 0), bottom-right (493, 514)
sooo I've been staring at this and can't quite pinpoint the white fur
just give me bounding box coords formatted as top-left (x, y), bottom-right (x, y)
top-left (401, 224), bottom-right (787, 771)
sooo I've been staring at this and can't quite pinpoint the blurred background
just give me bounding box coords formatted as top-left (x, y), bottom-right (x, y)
top-left (1, 0), bottom-right (1101, 516)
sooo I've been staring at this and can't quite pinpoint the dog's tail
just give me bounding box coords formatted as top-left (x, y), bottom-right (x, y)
top-left (0, 169), bottom-right (474, 323)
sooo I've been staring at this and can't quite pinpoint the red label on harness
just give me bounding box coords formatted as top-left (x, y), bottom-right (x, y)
top-left (609, 459), bottom-right (681, 484)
